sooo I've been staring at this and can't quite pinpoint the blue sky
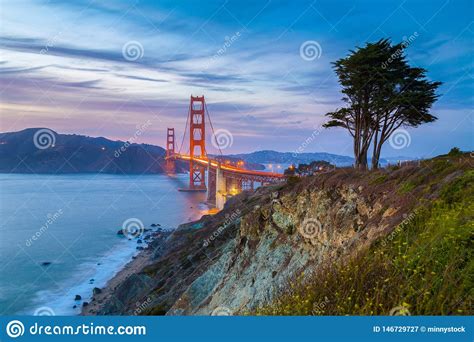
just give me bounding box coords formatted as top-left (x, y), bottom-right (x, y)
top-left (0, 0), bottom-right (472, 158)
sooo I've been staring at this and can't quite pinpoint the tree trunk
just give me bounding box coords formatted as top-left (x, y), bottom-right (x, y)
top-left (356, 148), bottom-right (368, 170)
top-left (373, 137), bottom-right (384, 170)
top-left (371, 129), bottom-right (379, 170)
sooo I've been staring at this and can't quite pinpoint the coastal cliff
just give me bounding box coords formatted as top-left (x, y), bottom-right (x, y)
top-left (84, 153), bottom-right (473, 315)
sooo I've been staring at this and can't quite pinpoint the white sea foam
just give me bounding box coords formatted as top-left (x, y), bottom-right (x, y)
top-left (26, 239), bottom-right (143, 315)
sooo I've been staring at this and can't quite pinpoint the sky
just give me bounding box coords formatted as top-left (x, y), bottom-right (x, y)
top-left (0, 0), bottom-right (473, 158)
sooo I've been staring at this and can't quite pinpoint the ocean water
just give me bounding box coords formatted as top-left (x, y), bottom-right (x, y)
top-left (0, 173), bottom-right (207, 315)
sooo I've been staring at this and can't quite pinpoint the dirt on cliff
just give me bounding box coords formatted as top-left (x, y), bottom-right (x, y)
top-left (85, 153), bottom-right (473, 315)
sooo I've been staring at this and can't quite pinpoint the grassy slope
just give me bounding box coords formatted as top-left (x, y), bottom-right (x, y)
top-left (256, 156), bottom-right (473, 315)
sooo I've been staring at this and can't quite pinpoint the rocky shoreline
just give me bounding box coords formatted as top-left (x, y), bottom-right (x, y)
top-left (81, 228), bottom-right (172, 315)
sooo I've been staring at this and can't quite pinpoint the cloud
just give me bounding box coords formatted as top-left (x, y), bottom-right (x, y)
top-left (0, 0), bottom-right (472, 156)
top-left (116, 74), bottom-right (169, 83)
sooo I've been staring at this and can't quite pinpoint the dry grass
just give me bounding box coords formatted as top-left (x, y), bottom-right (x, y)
top-left (255, 169), bottom-right (473, 316)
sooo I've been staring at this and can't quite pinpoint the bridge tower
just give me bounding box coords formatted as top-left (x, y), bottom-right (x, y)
top-left (165, 128), bottom-right (175, 174)
top-left (189, 96), bottom-right (207, 190)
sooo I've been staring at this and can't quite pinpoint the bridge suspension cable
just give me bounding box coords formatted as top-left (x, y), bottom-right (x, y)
top-left (204, 100), bottom-right (223, 157)
top-left (177, 102), bottom-right (191, 155)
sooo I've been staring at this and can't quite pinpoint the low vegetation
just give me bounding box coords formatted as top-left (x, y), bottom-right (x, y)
top-left (256, 161), bottom-right (473, 315)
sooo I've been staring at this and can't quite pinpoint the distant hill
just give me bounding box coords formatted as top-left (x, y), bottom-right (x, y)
top-left (0, 128), bottom-right (187, 174)
top-left (0, 129), bottom-right (415, 174)
top-left (227, 150), bottom-right (355, 167)
top-left (226, 150), bottom-right (416, 168)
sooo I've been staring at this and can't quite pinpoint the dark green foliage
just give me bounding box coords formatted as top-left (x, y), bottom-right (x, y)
top-left (448, 147), bottom-right (463, 157)
top-left (324, 39), bottom-right (441, 169)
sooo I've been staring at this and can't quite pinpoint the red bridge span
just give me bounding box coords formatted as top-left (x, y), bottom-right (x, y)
top-left (165, 95), bottom-right (284, 209)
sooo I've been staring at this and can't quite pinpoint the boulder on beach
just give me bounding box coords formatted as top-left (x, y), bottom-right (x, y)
top-left (117, 230), bottom-right (124, 236)
top-left (93, 287), bottom-right (102, 295)
top-left (137, 239), bottom-right (142, 244)
top-left (73, 305), bottom-right (77, 309)
top-left (136, 246), bottom-right (144, 250)
top-left (74, 294), bottom-right (81, 300)
top-left (150, 223), bottom-right (161, 227)
top-left (83, 302), bottom-right (89, 307)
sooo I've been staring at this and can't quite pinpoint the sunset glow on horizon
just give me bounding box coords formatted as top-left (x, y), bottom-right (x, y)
top-left (1, 0), bottom-right (472, 157)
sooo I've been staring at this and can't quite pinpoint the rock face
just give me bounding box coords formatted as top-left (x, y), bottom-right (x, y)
top-left (91, 161), bottom-right (463, 316)
top-left (167, 185), bottom-right (393, 315)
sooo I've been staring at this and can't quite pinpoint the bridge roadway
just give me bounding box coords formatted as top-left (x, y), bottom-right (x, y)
top-left (169, 153), bottom-right (285, 209)
top-left (173, 154), bottom-right (285, 181)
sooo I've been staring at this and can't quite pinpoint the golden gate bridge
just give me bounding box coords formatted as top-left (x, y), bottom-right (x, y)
top-left (165, 95), bottom-right (285, 209)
